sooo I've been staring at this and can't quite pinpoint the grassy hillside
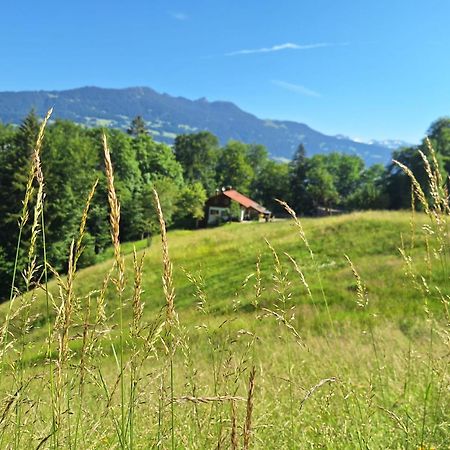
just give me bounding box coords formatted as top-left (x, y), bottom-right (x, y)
top-left (3, 210), bottom-right (442, 345)
top-left (0, 211), bottom-right (448, 449)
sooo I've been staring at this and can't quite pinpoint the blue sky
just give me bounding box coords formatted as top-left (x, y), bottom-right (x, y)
top-left (1, 0), bottom-right (450, 143)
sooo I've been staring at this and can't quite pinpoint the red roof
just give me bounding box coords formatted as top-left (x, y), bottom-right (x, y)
top-left (222, 190), bottom-right (270, 214)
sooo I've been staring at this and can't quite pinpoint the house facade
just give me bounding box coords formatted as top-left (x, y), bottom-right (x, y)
top-left (205, 188), bottom-right (271, 225)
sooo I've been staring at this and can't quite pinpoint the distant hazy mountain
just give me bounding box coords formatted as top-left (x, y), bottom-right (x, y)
top-left (366, 139), bottom-right (413, 150)
top-left (0, 86), bottom-right (401, 165)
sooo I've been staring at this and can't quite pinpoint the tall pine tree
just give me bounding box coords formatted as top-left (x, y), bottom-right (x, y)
top-left (0, 109), bottom-right (40, 298)
top-left (127, 115), bottom-right (148, 136)
top-left (289, 144), bottom-right (313, 214)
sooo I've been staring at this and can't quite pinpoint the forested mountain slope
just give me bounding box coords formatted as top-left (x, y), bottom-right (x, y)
top-left (0, 86), bottom-right (396, 165)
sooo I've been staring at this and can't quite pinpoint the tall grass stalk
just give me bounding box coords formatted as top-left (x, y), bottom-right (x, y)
top-left (103, 132), bottom-right (127, 447)
top-left (72, 179), bottom-right (99, 448)
top-left (0, 109), bottom-right (52, 372)
top-left (243, 366), bottom-right (255, 450)
top-left (276, 199), bottom-right (336, 336)
top-left (0, 109), bottom-right (52, 449)
top-left (264, 239), bottom-right (297, 445)
top-left (127, 248), bottom-right (145, 449)
top-left (14, 151), bottom-right (45, 449)
top-left (394, 140), bottom-right (450, 447)
top-left (345, 254), bottom-right (386, 406)
top-left (230, 399), bottom-right (238, 450)
top-left (153, 187), bottom-right (177, 450)
top-left (41, 190), bottom-right (57, 450)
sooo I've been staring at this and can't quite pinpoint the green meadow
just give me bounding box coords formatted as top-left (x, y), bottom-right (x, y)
top-left (7, 210), bottom-right (446, 334)
top-left (0, 208), bottom-right (448, 449)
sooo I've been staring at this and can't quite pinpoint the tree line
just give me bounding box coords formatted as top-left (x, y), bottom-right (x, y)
top-left (0, 111), bottom-right (449, 299)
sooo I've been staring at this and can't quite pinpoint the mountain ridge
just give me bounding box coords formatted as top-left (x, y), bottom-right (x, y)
top-left (0, 86), bottom-right (402, 165)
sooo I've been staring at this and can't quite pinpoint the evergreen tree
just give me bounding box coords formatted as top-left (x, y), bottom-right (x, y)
top-left (3, 109), bottom-right (40, 225)
top-left (289, 144), bottom-right (312, 214)
top-left (127, 115), bottom-right (148, 136)
top-left (0, 110), bottom-right (41, 298)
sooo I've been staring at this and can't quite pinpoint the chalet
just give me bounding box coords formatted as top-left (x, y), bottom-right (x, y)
top-left (205, 188), bottom-right (271, 225)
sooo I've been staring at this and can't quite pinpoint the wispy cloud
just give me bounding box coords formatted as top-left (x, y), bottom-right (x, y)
top-left (272, 80), bottom-right (321, 98)
top-left (169, 11), bottom-right (188, 21)
top-left (226, 42), bottom-right (344, 56)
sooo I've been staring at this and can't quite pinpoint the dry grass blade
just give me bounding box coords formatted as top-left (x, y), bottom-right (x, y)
top-left (243, 366), bottom-right (256, 450)
top-left (262, 308), bottom-right (304, 347)
top-left (78, 294), bottom-right (91, 392)
top-left (264, 239), bottom-right (293, 308)
top-left (0, 386), bottom-right (25, 425)
top-left (344, 255), bottom-right (369, 308)
top-left (393, 159), bottom-right (430, 215)
top-left (277, 200), bottom-right (335, 334)
top-left (103, 132), bottom-right (125, 288)
top-left (426, 137), bottom-right (450, 214)
top-left (299, 377), bottom-right (336, 411)
top-left (285, 252), bottom-right (312, 300)
top-left (2, 108), bottom-right (53, 356)
top-left (21, 163), bottom-right (44, 292)
top-left (96, 268), bottom-right (113, 327)
top-left (56, 239), bottom-right (76, 379)
top-left (276, 198), bottom-right (313, 258)
top-left (152, 186), bottom-right (177, 449)
top-left (19, 107), bottom-right (53, 229)
top-left (173, 395), bottom-right (245, 404)
top-left (377, 405), bottom-right (408, 434)
top-left (25, 109), bottom-right (49, 269)
top-left (103, 131), bottom-right (128, 445)
top-left (132, 248), bottom-right (145, 339)
top-left (183, 268), bottom-right (208, 314)
top-left (230, 399), bottom-right (238, 450)
top-left (252, 254), bottom-right (263, 309)
top-left (75, 178), bottom-right (99, 267)
top-left (153, 188), bottom-right (176, 326)
top-left (419, 149), bottom-right (440, 209)
top-left (264, 238), bottom-right (281, 270)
